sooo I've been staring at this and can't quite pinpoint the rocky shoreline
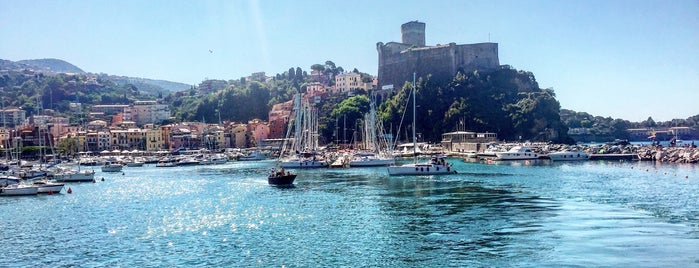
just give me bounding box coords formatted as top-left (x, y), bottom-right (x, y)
top-left (549, 144), bottom-right (699, 164)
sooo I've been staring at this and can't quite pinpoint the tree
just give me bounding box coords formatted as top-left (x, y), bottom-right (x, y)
top-left (310, 64), bottom-right (325, 72)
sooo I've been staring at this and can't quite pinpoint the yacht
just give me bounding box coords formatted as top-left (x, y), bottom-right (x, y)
top-left (1, 183), bottom-right (39, 196)
top-left (494, 146), bottom-right (540, 160)
top-left (101, 162), bottom-right (123, 172)
top-left (548, 150), bottom-right (589, 161)
top-left (348, 152), bottom-right (395, 167)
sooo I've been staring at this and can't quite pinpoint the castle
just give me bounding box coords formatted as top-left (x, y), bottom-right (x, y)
top-left (376, 21), bottom-right (500, 90)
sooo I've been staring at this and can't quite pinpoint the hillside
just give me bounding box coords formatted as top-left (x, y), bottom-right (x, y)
top-left (17, 58), bottom-right (85, 73)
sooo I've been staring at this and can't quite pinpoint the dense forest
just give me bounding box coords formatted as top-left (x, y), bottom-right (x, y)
top-left (1, 59), bottom-right (697, 144)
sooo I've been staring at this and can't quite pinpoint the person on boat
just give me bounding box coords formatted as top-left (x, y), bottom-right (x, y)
top-left (279, 167), bottom-right (285, 176)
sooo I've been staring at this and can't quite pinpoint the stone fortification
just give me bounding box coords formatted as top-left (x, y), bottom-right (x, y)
top-left (377, 21), bottom-right (499, 90)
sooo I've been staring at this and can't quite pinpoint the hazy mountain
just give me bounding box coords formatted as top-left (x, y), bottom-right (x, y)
top-left (17, 58), bottom-right (85, 73)
top-left (1, 58), bottom-right (189, 93)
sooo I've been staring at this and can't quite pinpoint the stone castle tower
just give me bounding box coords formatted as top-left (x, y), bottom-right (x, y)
top-left (401, 21), bottom-right (425, 47)
top-left (377, 21), bottom-right (500, 91)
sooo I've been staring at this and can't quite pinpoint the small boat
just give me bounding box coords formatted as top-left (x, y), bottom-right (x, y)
top-left (31, 179), bottom-right (65, 194)
top-left (268, 168), bottom-right (297, 185)
top-left (176, 157), bottom-right (200, 166)
top-left (101, 162), bottom-right (123, 172)
top-left (124, 157), bottom-right (145, 167)
top-left (237, 151), bottom-right (267, 161)
top-left (386, 74), bottom-right (457, 176)
top-left (387, 155), bottom-right (456, 176)
top-left (548, 150), bottom-right (589, 161)
top-left (0, 184), bottom-right (39, 196)
top-left (52, 168), bottom-right (95, 182)
top-left (348, 152), bottom-right (395, 167)
top-left (494, 146), bottom-right (540, 160)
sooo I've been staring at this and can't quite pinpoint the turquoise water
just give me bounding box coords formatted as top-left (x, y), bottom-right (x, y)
top-left (1, 159), bottom-right (698, 267)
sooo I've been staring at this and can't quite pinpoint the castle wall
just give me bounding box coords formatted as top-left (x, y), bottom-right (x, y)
top-left (377, 42), bottom-right (499, 90)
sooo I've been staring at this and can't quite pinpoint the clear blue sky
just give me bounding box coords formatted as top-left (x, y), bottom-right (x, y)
top-left (2, 0), bottom-right (697, 122)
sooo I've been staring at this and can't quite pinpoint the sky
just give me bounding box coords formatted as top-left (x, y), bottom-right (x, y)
top-left (1, 0), bottom-right (697, 122)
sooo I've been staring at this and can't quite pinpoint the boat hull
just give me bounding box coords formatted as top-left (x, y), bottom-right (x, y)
top-left (101, 165), bottom-right (123, 172)
top-left (280, 160), bottom-right (328, 169)
top-left (548, 152), bottom-right (589, 161)
top-left (53, 171), bottom-right (95, 182)
top-left (387, 163), bottom-right (455, 176)
top-left (34, 182), bottom-right (65, 194)
top-left (0, 185), bottom-right (39, 196)
top-left (268, 174), bottom-right (297, 185)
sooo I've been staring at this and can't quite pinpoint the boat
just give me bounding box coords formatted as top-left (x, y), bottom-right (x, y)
top-left (548, 150), bottom-right (589, 161)
top-left (0, 175), bottom-right (21, 186)
top-left (0, 184), bottom-right (39, 196)
top-left (176, 156), bottom-right (200, 166)
top-left (494, 146), bottom-right (540, 160)
top-left (124, 157), bottom-right (145, 167)
top-left (387, 73), bottom-right (456, 176)
top-left (279, 93), bottom-right (328, 169)
top-left (267, 167), bottom-right (297, 185)
top-left (156, 157), bottom-right (178, 167)
top-left (101, 162), bottom-right (123, 172)
top-left (349, 152), bottom-right (395, 167)
top-left (348, 93), bottom-right (395, 167)
top-left (52, 168), bottom-right (96, 182)
top-left (237, 151), bottom-right (267, 161)
top-left (31, 179), bottom-right (65, 194)
top-left (199, 154), bottom-right (229, 165)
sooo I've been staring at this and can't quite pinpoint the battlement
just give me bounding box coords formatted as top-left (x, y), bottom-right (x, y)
top-left (377, 22), bottom-right (499, 90)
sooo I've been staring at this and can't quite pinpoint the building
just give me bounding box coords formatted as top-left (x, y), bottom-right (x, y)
top-left (0, 108), bottom-right (27, 128)
top-left (268, 99), bottom-right (294, 139)
top-left (91, 104), bottom-right (128, 115)
top-left (145, 127), bottom-right (164, 151)
top-left (334, 72), bottom-right (362, 95)
top-left (230, 123), bottom-right (248, 148)
top-left (441, 131), bottom-right (498, 153)
top-left (124, 101), bottom-right (171, 126)
top-left (376, 21), bottom-right (499, 91)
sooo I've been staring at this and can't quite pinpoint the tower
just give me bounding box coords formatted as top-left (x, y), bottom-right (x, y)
top-left (401, 21), bottom-right (425, 47)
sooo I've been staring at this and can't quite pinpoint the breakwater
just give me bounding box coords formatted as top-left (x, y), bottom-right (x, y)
top-left (571, 144), bottom-right (699, 163)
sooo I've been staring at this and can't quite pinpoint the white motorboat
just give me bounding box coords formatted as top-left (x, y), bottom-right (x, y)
top-left (279, 155), bottom-right (329, 168)
top-left (31, 179), bottom-right (65, 194)
top-left (349, 152), bottom-right (395, 167)
top-left (53, 168), bottom-right (95, 182)
top-left (0, 184), bottom-right (39, 196)
top-left (548, 150), bottom-right (589, 161)
top-left (101, 162), bottom-right (123, 172)
top-left (494, 146), bottom-right (540, 160)
top-left (237, 151), bottom-right (267, 161)
top-left (199, 155), bottom-right (228, 165)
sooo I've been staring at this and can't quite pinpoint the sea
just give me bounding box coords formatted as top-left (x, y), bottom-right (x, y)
top-left (1, 158), bottom-right (698, 267)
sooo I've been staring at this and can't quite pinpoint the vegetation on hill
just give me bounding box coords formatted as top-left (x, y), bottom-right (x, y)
top-left (17, 58), bottom-right (85, 74)
top-left (2, 58), bottom-right (696, 144)
top-left (0, 71), bottom-right (154, 122)
top-left (378, 68), bottom-right (569, 143)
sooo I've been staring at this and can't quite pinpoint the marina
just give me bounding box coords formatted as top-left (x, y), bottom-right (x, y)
top-left (1, 158), bottom-right (698, 266)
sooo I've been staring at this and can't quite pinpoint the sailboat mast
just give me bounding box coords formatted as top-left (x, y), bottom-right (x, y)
top-left (412, 72), bottom-right (417, 164)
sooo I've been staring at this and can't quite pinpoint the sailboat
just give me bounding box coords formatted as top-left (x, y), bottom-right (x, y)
top-left (279, 93), bottom-right (328, 169)
top-left (269, 94), bottom-right (299, 185)
top-left (387, 74), bottom-right (456, 176)
top-left (349, 92), bottom-right (395, 167)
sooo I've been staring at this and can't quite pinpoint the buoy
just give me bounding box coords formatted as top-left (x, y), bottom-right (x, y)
top-left (101, 177), bottom-right (105, 181)
top-left (92, 179), bottom-right (96, 183)
top-left (686, 175), bottom-right (688, 179)
top-left (48, 191), bottom-right (53, 195)
top-left (67, 187), bottom-right (72, 194)
top-left (122, 172), bottom-right (125, 175)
